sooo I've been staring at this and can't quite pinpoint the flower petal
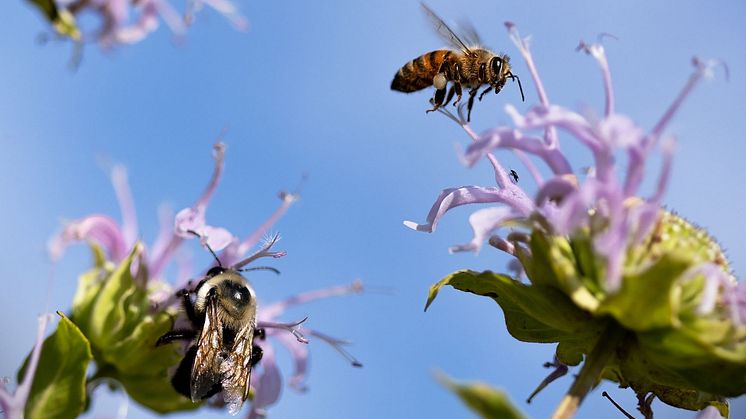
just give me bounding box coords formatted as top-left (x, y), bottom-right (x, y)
top-left (449, 207), bottom-right (517, 254)
top-left (249, 342), bottom-right (282, 419)
top-left (48, 215), bottom-right (127, 262)
top-left (404, 186), bottom-right (506, 233)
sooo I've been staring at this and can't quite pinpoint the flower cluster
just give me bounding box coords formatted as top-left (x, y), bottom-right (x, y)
top-left (29, 0), bottom-right (247, 47)
top-left (4, 142), bottom-right (360, 418)
top-left (409, 23), bottom-right (744, 418)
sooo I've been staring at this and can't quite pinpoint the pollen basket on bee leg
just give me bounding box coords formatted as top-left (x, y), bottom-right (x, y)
top-left (433, 73), bottom-right (447, 90)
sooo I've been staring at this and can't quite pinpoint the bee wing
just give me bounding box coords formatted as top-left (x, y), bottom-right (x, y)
top-left (421, 2), bottom-right (472, 54)
top-left (457, 19), bottom-right (483, 47)
top-left (220, 322), bottom-right (256, 415)
top-left (191, 299), bottom-right (224, 402)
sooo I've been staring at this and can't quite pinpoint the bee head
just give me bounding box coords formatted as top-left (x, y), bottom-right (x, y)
top-left (489, 55), bottom-right (524, 102)
top-left (488, 56), bottom-right (510, 89)
top-left (196, 270), bottom-right (257, 318)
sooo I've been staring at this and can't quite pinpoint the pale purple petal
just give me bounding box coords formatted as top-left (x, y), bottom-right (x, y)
top-left (173, 207), bottom-right (210, 240)
top-left (648, 58), bottom-right (710, 147)
top-left (512, 105), bottom-right (602, 157)
top-left (0, 314), bottom-right (51, 418)
top-left (488, 235), bottom-right (516, 256)
top-left (724, 281), bottom-right (746, 325)
top-left (577, 41), bottom-right (615, 116)
top-left (404, 186), bottom-right (522, 233)
top-left (260, 281), bottom-right (363, 320)
top-left (505, 22), bottom-right (559, 147)
top-left (307, 329), bottom-right (363, 368)
top-left (195, 142), bottom-right (226, 211)
top-left (514, 149), bottom-right (544, 185)
top-left (232, 233), bottom-right (286, 270)
top-left (462, 124), bottom-right (572, 175)
top-left (273, 331), bottom-right (309, 392)
top-left (595, 114), bottom-right (643, 149)
top-left (114, 2), bottom-right (160, 44)
top-left (696, 406), bottom-right (724, 419)
top-left (449, 207), bottom-right (517, 254)
top-left (148, 204), bottom-right (174, 267)
top-left (48, 215), bottom-right (127, 262)
top-left (200, 226), bottom-right (234, 252)
top-left (110, 165), bottom-right (138, 247)
top-left (200, 0), bottom-right (249, 31)
top-left (679, 263), bottom-right (735, 315)
top-left (248, 342), bottom-right (282, 419)
top-left (235, 191), bottom-right (299, 258)
top-left (259, 318), bottom-right (309, 344)
top-left (534, 176), bottom-right (578, 208)
top-left (151, 0), bottom-right (187, 35)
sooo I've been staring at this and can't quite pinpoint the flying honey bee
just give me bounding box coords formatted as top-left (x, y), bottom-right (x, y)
top-left (391, 3), bottom-right (525, 122)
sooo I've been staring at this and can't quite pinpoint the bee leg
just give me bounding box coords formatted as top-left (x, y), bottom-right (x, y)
top-left (452, 82), bottom-right (463, 106)
top-left (250, 344), bottom-right (264, 368)
top-left (177, 288), bottom-right (201, 327)
top-left (171, 346), bottom-right (198, 398)
top-left (466, 87), bottom-right (479, 122)
top-left (479, 86), bottom-right (493, 101)
top-left (442, 85), bottom-right (456, 107)
top-left (426, 87), bottom-right (447, 113)
top-left (156, 329), bottom-right (197, 346)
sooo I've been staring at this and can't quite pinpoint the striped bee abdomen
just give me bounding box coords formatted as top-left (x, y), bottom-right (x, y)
top-left (391, 50), bottom-right (451, 92)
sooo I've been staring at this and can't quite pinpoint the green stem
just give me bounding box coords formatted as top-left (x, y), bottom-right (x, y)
top-left (551, 321), bottom-right (626, 419)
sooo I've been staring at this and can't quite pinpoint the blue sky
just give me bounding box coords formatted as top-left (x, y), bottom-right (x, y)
top-left (1, 0), bottom-right (746, 418)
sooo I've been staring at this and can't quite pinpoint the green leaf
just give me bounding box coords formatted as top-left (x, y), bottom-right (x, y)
top-left (525, 231), bottom-right (600, 312)
top-left (17, 312), bottom-right (93, 419)
top-left (71, 244), bottom-right (197, 413)
top-left (436, 372), bottom-right (525, 419)
top-left (597, 254), bottom-right (690, 331)
top-left (425, 270), bottom-right (601, 344)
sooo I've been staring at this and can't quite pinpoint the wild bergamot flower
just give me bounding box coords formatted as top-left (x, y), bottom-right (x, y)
top-left (407, 23), bottom-right (743, 418)
top-left (27, 0), bottom-right (247, 46)
top-left (4, 142), bottom-right (360, 419)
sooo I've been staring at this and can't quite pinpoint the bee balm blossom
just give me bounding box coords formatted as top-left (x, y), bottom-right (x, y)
top-left (43, 142), bottom-right (360, 418)
top-left (31, 0), bottom-right (247, 47)
top-left (409, 24), bottom-right (744, 418)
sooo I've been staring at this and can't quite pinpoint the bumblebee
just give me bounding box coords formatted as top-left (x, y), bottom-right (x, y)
top-left (157, 265), bottom-right (263, 415)
top-left (391, 3), bottom-right (524, 121)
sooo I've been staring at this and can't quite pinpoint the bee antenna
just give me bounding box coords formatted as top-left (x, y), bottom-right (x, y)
top-left (238, 266), bottom-right (281, 275)
top-left (186, 229), bottom-right (223, 268)
top-left (510, 72), bottom-right (525, 102)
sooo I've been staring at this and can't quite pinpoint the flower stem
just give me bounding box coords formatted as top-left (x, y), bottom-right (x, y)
top-left (551, 321), bottom-right (626, 419)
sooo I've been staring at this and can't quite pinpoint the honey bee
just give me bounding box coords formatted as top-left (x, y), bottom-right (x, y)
top-left (391, 3), bottom-right (525, 122)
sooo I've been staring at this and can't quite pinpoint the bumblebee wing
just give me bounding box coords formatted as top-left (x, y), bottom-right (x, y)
top-left (191, 299), bottom-right (224, 402)
top-left (220, 322), bottom-right (256, 415)
top-left (421, 2), bottom-right (472, 54)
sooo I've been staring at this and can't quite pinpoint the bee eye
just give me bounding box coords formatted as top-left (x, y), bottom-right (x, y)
top-left (479, 63), bottom-right (487, 82)
top-left (231, 286), bottom-right (251, 305)
top-left (491, 57), bottom-right (502, 76)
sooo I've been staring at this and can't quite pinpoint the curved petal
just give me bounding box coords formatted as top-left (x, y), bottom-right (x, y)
top-left (235, 191), bottom-right (299, 258)
top-left (462, 125), bottom-right (572, 175)
top-left (48, 215), bottom-right (127, 262)
top-left (260, 281), bottom-right (363, 320)
top-left (111, 165), bottom-right (137, 250)
top-left (249, 342), bottom-right (282, 419)
top-left (534, 175), bottom-right (578, 208)
top-left (273, 331), bottom-right (309, 392)
top-left (449, 207), bottom-right (517, 253)
top-left (403, 186), bottom-right (505, 233)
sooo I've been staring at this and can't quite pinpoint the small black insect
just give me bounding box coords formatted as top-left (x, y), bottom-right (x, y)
top-left (509, 169), bottom-right (519, 184)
